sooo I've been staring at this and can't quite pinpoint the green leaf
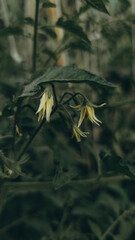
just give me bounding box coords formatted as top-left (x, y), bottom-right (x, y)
top-left (56, 17), bottom-right (90, 44)
top-left (24, 17), bottom-right (34, 25)
top-left (84, 0), bottom-right (109, 15)
top-left (64, 39), bottom-right (92, 52)
top-left (42, 2), bottom-right (56, 8)
top-left (75, 5), bottom-right (91, 17)
top-left (101, 152), bottom-right (135, 180)
top-left (40, 26), bottom-right (57, 39)
top-left (20, 66), bottom-right (116, 97)
top-left (42, 48), bottom-right (57, 60)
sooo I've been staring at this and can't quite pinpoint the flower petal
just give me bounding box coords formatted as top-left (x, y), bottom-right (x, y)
top-left (36, 92), bottom-right (48, 114)
top-left (46, 96), bottom-right (54, 122)
top-left (78, 108), bottom-right (86, 127)
top-left (70, 104), bottom-right (82, 110)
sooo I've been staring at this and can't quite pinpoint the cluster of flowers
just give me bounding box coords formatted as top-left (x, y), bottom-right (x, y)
top-left (36, 86), bottom-right (105, 142)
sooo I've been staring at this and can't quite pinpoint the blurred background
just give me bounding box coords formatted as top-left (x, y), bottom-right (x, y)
top-left (0, 0), bottom-right (135, 239)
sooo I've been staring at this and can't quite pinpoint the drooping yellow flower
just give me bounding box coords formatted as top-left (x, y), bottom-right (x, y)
top-left (36, 86), bottom-right (54, 122)
top-left (71, 103), bottom-right (105, 127)
top-left (73, 125), bottom-right (89, 142)
top-left (78, 105), bottom-right (103, 127)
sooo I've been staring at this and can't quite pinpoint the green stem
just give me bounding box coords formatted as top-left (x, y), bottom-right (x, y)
top-left (17, 106), bottom-right (57, 161)
top-left (51, 84), bottom-right (58, 105)
top-left (96, 151), bottom-right (102, 176)
top-left (17, 119), bottom-right (45, 161)
top-left (5, 175), bottom-right (130, 192)
top-left (59, 104), bottom-right (74, 123)
top-left (32, 0), bottom-right (39, 73)
top-left (20, 104), bottom-right (36, 113)
top-left (59, 92), bottom-right (74, 103)
top-left (101, 208), bottom-right (135, 240)
top-left (63, 92), bottom-right (86, 105)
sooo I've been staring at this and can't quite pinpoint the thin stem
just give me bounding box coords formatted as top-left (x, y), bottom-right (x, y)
top-left (101, 208), bottom-right (135, 240)
top-left (96, 151), bottom-right (102, 176)
top-left (4, 175), bottom-right (130, 192)
top-left (17, 106), bottom-right (57, 161)
top-left (51, 84), bottom-right (58, 105)
top-left (20, 104), bottom-right (36, 113)
top-left (132, 0), bottom-right (135, 83)
top-left (32, 0), bottom-right (39, 72)
top-left (59, 104), bottom-right (74, 123)
top-left (59, 92), bottom-right (74, 103)
top-left (63, 92), bottom-right (86, 105)
top-left (17, 119), bottom-right (45, 161)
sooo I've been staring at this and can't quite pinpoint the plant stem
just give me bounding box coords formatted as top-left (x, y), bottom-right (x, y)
top-left (59, 92), bottom-right (73, 103)
top-left (63, 92), bottom-right (86, 105)
top-left (5, 175), bottom-right (130, 193)
top-left (51, 83), bottom-right (58, 105)
top-left (101, 208), bottom-right (135, 240)
top-left (20, 104), bottom-right (36, 113)
top-left (32, 0), bottom-right (39, 72)
top-left (17, 119), bottom-right (45, 161)
top-left (17, 106), bottom-right (57, 161)
top-left (132, 0), bottom-right (135, 83)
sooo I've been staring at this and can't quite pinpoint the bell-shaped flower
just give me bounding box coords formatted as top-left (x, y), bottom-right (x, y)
top-left (36, 86), bottom-right (54, 122)
top-left (73, 124), bottom-right (89, 142)
top-left (71, 102), bottom-right (105, 127)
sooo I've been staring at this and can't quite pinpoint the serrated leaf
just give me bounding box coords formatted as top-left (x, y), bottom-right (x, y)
top-left (20, 66), bottom-right (115, 97)
top-left (56, 17), bottom-right (90, 44)
top-left (84, 0), bottom-right (109, 15)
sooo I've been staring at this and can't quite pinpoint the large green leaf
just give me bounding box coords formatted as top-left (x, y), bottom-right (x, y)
top-left (20, 66), bottom-right (115, 97)
top-left (84, 0), bottom-right (109, 15)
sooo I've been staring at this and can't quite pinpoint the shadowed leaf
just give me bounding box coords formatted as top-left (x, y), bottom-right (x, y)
top-left (20, 66), bottom-right (115, 97)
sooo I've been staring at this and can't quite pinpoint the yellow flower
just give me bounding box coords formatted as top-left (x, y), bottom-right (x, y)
top-left (71, 103), bottom-right (105, 127)
top-left (73, 125), bottom-right (89, 142)
top-left (36, 86), bottom-right (54, 122)
top-left (78, 105), bottom-right (102, 127)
